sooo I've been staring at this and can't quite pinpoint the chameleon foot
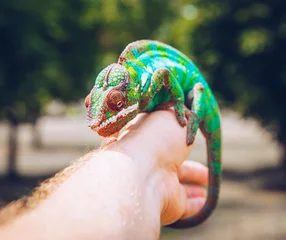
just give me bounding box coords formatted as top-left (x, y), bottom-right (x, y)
top-left (186, 110), bottom-right (200, 145)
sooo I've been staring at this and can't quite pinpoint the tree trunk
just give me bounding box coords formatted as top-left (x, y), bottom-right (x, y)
top-left (278, 122), bottom-right (286, 171)
top-left (7, 120), bottom-right (19, 179)
top-left (5, 108), bottom-right (20, 180)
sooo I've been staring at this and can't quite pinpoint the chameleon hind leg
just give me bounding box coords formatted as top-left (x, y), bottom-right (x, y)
top-left (142, 68), bottom-right (186, 127)
top-left (185, 82), bottom-right (206, 145)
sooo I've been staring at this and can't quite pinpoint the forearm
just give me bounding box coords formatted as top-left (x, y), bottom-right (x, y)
top-left (0, 111), bottom-right (205, 239)
top-left (0, 151), bottom-right (162, 240)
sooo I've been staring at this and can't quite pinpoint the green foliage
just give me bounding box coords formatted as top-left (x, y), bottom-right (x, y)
top-left (188, 0), bottom-right (286, 147)
top-left (0, 0), bottom-right (61, 121)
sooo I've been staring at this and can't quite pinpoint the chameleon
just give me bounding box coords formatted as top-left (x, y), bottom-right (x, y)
top-left (85, 40), bottom-right (221, 228)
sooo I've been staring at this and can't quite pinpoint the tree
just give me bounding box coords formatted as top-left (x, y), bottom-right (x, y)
top-left (0, 0), bottom-right (55, 178)
top-left (0, 0), bottom-right (103, 177)
top-left (0, 0), bottom-right (179, 178)
top-left (188, 0), bottom-right (286, 168)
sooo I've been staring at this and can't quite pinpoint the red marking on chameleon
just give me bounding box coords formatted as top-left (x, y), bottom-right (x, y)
top-left (119, 56), bottom-right (126, 63)
top-left (84, 94), bottom-right (90, 108)
top-left (95, 105), bottom-right (138, 137)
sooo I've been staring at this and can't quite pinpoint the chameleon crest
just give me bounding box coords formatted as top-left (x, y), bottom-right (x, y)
top-left (85, 63), bottom-right (140, 137)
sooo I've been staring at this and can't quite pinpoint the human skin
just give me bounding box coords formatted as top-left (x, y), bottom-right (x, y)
top-left (0, 110), bottom-right (208, 240)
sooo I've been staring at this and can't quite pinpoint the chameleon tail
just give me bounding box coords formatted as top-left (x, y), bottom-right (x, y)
top-left (168, 104), bottom-right (222, 228)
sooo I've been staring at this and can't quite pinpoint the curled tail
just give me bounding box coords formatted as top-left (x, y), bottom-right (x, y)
top-left (168, 103), bottom-right (222, 228)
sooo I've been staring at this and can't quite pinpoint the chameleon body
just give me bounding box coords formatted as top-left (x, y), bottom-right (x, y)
top-left (85, 40), bottom-right (221, 228)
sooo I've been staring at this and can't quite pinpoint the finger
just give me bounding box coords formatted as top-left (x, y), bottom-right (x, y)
top-left (178, 161), bottom-right (208, 186)
top-left (181, 197), bottom-right (206, 220)
top-left (183, 184), bottom-right (207, 198)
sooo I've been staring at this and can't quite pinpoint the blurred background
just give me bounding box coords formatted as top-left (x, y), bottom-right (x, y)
top-left (0, 0), bottom-right (285, 239)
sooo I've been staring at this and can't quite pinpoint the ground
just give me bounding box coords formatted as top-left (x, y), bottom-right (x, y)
top-left (0, 110), bottom-right (285, 239)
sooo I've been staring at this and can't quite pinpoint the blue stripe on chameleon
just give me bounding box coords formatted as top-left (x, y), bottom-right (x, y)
top-left (166, 46), bottom-right (174, 61)
top-left (128, 58), bottom-right (147, 72)
top-left (138, 53), bottom-right (153, 67)
top-left (186, 62), bottom-right (198, 75)
top-left (131, 48), bottom-right (140, 58)
top-left (149, 42), bottom-right (158, 52)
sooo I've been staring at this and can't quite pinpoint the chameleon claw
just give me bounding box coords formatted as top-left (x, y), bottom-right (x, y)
top-left (174, 105), bottom-right (187, 127)
top-left (186, 112), bottom-right (199, 146)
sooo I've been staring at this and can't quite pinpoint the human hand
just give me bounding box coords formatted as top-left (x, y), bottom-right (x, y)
top-left (0, 109), bottom-right (208, 240)
top-left (104, 109), bottom-right (208, 226)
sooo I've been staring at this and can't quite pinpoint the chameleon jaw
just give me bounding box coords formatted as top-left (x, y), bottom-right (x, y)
top-left (90, 102), bottom-right (139, 132)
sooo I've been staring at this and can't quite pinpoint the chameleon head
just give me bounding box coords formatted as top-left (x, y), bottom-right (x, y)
top-left (85, 64), bottom-right (140, 137)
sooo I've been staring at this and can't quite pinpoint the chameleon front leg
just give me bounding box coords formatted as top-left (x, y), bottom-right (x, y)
top-left (141, 68), bottom-right (186, 127)
top-left (152, 80), bottom-right (206, 146)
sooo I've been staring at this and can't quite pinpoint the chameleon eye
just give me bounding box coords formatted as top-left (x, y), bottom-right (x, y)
top-left (117, 101), bottom-right (123, 108)
top-left (107, 90), bottom-right (125, 111)
top-left (84, 94), bottom-right (90, 108)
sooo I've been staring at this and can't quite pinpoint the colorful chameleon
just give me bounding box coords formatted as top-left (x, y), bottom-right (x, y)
top-left (85, 40), bottom-right (221, 228)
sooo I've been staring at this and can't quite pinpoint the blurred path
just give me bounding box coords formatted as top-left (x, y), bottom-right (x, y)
top-left (0, 111), bottom-right (281, 175)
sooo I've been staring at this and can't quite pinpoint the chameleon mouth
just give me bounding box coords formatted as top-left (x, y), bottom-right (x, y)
top-left (91, 103), bottom-right (139, 131)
